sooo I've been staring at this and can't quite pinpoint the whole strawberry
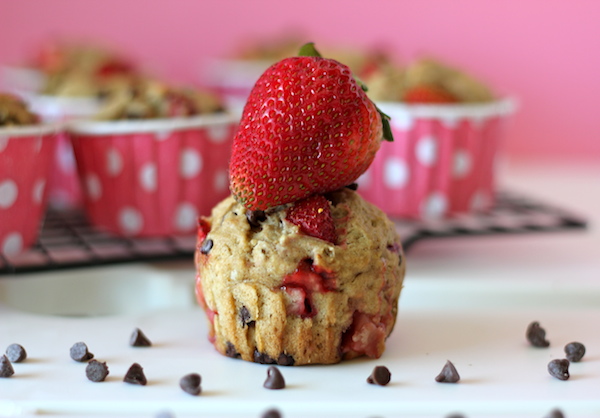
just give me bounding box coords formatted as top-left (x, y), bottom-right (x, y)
top-left (229, 43), bottom-right (392, 211)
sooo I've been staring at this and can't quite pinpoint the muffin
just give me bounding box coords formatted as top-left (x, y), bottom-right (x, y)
top-left (195, 43), bottom-right (405, 365)
top-left (0, 94), bottom-right (57, 256)
top-left (68, 79), bottom-right (237, 237)
top-left (359, 57), bottom-right (516, 219)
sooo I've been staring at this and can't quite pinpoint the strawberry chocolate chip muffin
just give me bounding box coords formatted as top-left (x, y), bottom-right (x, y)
top-left (195, 43), bottom-right (405, 365)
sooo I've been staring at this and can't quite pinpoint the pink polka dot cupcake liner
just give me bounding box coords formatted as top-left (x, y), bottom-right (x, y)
top-left (68, 114), bottom-right (238, 237)
top-left (0, 124), bottom-right (58, 256)
top-left (358, 98), bottom-right (516, 220)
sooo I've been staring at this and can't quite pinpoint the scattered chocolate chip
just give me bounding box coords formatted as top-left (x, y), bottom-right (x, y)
top-left (70, 342), bottom-right (94, 362)
top-left (564, 342), bottom-right (585, 362)
top-left (130, 328), bottom-right (152, 347)
top-left (254, 350), bottom-right (276, 364)
top-left (544, 408), bottom-right (565, 418)
top-left (124, 362), bottom-right (147, 385)
top-left (446, 414), bottom-right (467, 418)
top-left (345, 183), bottom-right (359, 191)
top-left (239, 306), bottom-right (255, 327)
top-left (526, 321), bottom-right (550, 347)
top-left (263, 366), bottom-right (285, 389)
top-left (261, 408), bottom-right (282, 418)
top-left (277, 353), bottom-right (295, 366)
top-left (435, 360), bottom-right (460, 383)
top-left (246, 209), bottom-right (266, 228)
top-left (179, 373), bottom-right (202, 396)
top-left (5, 344), bottom-right (27, 363)
top-left (155, 411), bottom-right (175, 418)
top-left (200, 238), bottom-right (214, 255)
top-left (225, 342), bottom-right (241, 359)
top-left (0, 355), bottom-right (14, 378)
top-left (85, 360), bottom-right (109, 382)
top-left (548, 359), bottom-right (570, 381)
top-left (367, 365), bottom-right (391, 386)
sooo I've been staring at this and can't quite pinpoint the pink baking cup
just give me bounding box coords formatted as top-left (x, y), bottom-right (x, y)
top-left (68, 114), bottom-right (238, 237)
top-left (0, 124), bottom-right (58, 256)
top-left (358, 98), bottom-right (516, 219)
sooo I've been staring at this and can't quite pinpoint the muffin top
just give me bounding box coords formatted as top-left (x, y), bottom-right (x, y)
top-left (0, 94), bottom-right (39, 127)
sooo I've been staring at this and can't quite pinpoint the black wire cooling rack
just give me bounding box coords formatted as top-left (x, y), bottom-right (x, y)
top-left (0, 190), bottom-right (588, 275)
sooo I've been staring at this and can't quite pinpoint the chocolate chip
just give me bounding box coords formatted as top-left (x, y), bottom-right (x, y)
top-left (225, 342), bottom-right (241, 359)
top-left (526, 321), bottom-right (550, 347)
top-left (179, 373), bottom-right (202, 396)
top-left (124, 362), bottom-right (147, 385)
top-left (200, 238), bottom-right (214, 255)
top-left (435, 360), bottom-right (460, 383)
top-left (246, 209), bottom-right (266, 228)
top-left (367, 365), bottom-right (391, 386)
top-left (130, 328), bottom-right (152, 347)
top-left (548, 359), bottom-right (570, 381)
top-left (86, 360), bottom-right (109, 382)
top-left (239, 306), bottom-right (255, 327)
top-left (564, 342), bottom-right (585, 362)
top-left (263, 366), bottom-right (285, 389)
top-left (254, 350), bottom-right (276, 364)
top-left (544, 408), bottom-right (565, 418)
top-left (345, 183), bottom-right (359, 191)
top-left (261, 408), bottom-right (282, 418)
top-left (5, 344), bottom-right (26, 363)
top-left (70, 342), bottom-right (94, 362)
top-left (277, 353), bottom-right (295, 366)
top-left (0, 355), bottom-right (14, 378)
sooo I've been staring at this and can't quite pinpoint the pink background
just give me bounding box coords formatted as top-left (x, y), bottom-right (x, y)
top-left (1, 0), bottom-right (599, 162)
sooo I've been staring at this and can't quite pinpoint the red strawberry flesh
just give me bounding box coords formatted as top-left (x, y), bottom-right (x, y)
top-left (286, 195), bottom-right (337, 243)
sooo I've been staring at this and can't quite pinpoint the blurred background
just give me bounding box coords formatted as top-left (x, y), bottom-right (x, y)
top-left (1, 0), bottom-right (599, 162)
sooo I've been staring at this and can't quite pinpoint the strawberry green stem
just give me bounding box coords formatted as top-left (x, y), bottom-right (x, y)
top-left (298, 42), bottom-right (323, 57)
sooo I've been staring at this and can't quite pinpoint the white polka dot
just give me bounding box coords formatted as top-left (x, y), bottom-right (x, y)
top-left (2, 232), bottom-right (23, 256)
top-left (119, 207), bottom-right (143, 235)
top-left (32, 179), bottom-right (46, 204)
top-left (213, 168), bottom-right (229, 192)
top-left (453, 150), bottom-right (472, 178)
top-left (0, 180), bottom-right (18, 209)
top-left (357, 170), bottom-right (372, 188)
top-left (416, 136), bottom-right (438, 167)
top-left (180, 148), bottom-right (202, 179)
top-left (139, 162), bottom-right (157, 192)
top-left (0, 136), bottom-right (8, 152)
top-left (58, 143), bottom-right (76, 173)
top-left (86, 174), bottom-right (102, 201)
top-left (470, 190), bottom-right (492, 212)
top-left (207, 124), bottom-right (231, 143)
top-left (175, 202), bottom-right (198, 231)
top-left (106, 147), bottom-right (123, 177)
top-left (383, 157), bottom-right (409, 189)
top-left (421, 192), bottom-right (448, 219)
top-left (155, 131), bottom-right (171, 141)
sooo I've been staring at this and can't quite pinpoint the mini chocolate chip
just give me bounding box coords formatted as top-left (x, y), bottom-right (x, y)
top-left (526, 321), bottom-right (550, 347)
top-left (367, 365), bottom-right (391, 386)
top-left (254, 350), bottom-right (276, 364)
top-left (263, 366), bottom-right (285, 389)
top-left (225, 342), bottom-right (241, 359)
top-left (0, 355), bottom-right (14, 378)
top-left (345, 183), bottom-right (359, 191)
top-left (130, 328), bottom-right (152, 347)
top-left (544, 408), bottom-right (565, 418)
top-left (564, 342), bottom-right (585, 362)
top-left (435, 360), bottom-right (460, 383)
top-left (70, 342), bottom-right (94, 362)
top-left (548, 359), bottom-right (570, 381)
top-left (86, 360), bottom-right (109, 382)
top-left (179, 373), bottom-right (202, 395)
top-left (277, 353), bottom-right (295, 366)
top-left (261, 408), bottom-right (282, 418)
top-left (124, 362), bottom-right (147, 385)
top-left (200, 238), bottom-right (214, 255)
top-left (246, 209), bottom-right (266, 228)
top-left (239, 306), bottom-right (255, 328)
top-left (5, 344), bottom-right (27, 363)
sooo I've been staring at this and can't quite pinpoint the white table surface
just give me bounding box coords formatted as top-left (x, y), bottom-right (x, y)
top-left (1, 160), bottom-right (599, 418)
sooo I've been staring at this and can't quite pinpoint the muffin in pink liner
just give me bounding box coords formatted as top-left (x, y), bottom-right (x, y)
top-left (357, 98), bottom-right (515, 219)
top-left (68, 113), bottom-right (237, 237)
top-left (0, 123), bottom-right (58, 256)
